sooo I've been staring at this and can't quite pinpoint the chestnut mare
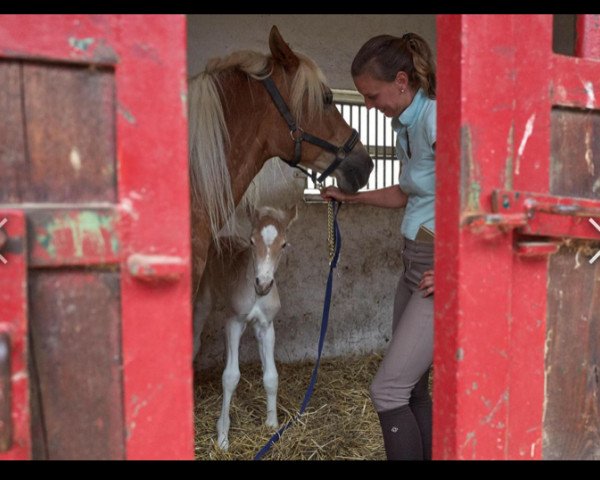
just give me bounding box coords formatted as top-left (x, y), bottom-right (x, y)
top-left (188, 26), bottom-right (373, 297)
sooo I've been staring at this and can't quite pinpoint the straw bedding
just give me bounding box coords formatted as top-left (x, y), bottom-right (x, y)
top-left (194, 353), bottom-right (386, 460)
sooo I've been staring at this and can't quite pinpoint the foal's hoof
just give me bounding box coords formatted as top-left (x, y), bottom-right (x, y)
top-left (217, 435), bottom-right (229, 451)
top-left (265, 416), bottom-right (278, 429)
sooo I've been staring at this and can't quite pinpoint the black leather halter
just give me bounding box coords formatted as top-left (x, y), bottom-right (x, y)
top-left (261, 76), bottom-right (360, 185)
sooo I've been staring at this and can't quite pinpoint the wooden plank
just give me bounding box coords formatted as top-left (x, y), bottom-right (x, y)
top-left (0, 62), bottom-right (26, 203)
top-left (576, 14), bottom-right (600, 60)
top-left (116, 15), bottom-right (193, 459)
top-left (552, 55), bottom-right (600, 110)
top-left (0, 15), bottom-right (119, 66)
top-left (0, 14), bottom-right (194, 459)
top-left (551, 108), bottom-right (600, 200)
top-left (28, 270), bottom-right (124, 460)
top-left (22, 63), bottom-right (116, 202)
top-left (24, 207), bottom-right (119, 267)
top-left (0, 211), bottom-right (30, 460)
top-left (544, 246), bottom-right (600, 459)
top-left (505, 15), bottom-right (553, 460)
top-left (436, 14), bottom-right (554, 460)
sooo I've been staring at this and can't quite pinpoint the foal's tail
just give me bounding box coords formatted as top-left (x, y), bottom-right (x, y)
top-left (188, 72), bottom-right (234, 246)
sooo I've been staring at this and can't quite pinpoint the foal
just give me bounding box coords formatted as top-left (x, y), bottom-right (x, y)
top-left (193, 205), bottom-right (298, 451)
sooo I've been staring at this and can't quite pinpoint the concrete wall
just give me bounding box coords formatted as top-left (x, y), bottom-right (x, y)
top-left (187, 15), bottom-right (436, 89)
top-left (188, 15), bottom-right (429, 367)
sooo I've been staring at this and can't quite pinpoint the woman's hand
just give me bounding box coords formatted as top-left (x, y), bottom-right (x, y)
top-left (419, 269), bottom-right (434, 297)
top-left (320, 186), bottom-right (356, 203)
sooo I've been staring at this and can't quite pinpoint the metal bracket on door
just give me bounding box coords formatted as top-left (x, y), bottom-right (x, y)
top-left (126, 253), bottom-right (187, 283)
top-left (464, 190), bottom-right (600, 256)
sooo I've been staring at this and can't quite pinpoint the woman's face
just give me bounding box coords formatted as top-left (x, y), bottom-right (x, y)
top-left (353, 72), bottom-right (409, 118)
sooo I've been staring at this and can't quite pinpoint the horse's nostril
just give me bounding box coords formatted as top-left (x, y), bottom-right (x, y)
top-left (255, 278), bottom-right (260, 286)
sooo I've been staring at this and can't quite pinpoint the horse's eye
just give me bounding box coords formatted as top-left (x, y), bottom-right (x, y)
top-left (323, 89), bottom-right (333, 105)
top-left (282, 242), bottom-right (288, 249)
top-left (250, 237), bottom-right (256, 245)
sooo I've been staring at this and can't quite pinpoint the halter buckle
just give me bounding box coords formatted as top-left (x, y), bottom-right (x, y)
top-left (290, 127), bottom-right (304, 142)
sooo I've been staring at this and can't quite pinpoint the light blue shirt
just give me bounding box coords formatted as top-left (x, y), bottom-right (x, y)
top-left (392, 88), bottom-right (436, 241)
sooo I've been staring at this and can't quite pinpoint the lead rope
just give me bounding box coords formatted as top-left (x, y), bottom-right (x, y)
top-left (254, 198), bottom-right (341, 460)
top-left (327, 200), bottom-right (336, 264)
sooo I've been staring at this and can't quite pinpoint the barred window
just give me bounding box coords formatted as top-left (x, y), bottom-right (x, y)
top-left (303, 89), bottom-right (399, 202)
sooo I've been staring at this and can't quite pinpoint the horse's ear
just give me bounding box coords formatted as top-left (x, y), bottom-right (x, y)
top-left (285, 204), bottom-right (299, 229)
top-left (269, 25), bottom-right (300, 70)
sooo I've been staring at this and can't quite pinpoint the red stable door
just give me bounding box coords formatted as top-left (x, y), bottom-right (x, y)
top-left (0, 15), bottom-right (193, 459)
top-left (435, 14), bottom-right (600, 459)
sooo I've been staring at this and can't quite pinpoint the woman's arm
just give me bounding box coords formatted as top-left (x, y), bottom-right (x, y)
top-left (320, 185), bottom-right (408, 209)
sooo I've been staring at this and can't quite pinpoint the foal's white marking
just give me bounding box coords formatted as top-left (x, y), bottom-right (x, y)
top-left (261, 225), bottom-right (278, 246)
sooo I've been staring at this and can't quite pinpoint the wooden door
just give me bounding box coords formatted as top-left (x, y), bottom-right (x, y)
top-left (435, 14), bottom-right (600, 459)
top-left (0, 15), bottom-right (192, 459)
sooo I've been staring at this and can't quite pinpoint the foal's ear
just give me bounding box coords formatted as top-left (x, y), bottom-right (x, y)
top-left (269, 25), bottom-right (300, 70)
top-left (285, 204), bottom-right (299, 229)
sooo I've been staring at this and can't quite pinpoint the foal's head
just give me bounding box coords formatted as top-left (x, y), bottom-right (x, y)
top-left (248, 206), bottom-right (298, 296)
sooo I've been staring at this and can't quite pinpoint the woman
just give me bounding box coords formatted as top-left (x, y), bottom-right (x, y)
top-left (321, 33), bottom-right (436, 460)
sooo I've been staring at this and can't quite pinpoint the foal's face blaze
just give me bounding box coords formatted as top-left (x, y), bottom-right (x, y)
top-left (250, 221), bottom-right (288, 296)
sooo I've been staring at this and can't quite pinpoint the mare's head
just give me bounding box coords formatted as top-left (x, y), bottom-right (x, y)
top-left (262, 26), bottom-right (373, 193)
top-left (189, 26), bottom-right (373, 246)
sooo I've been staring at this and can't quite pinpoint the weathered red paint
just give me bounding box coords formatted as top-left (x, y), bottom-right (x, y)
top-left (436, 14), bottom-right (600, 460)
top-left (552, 56), bottom-right (600, 110)
top-left (0, 211), bottom-right (30, 460)
top-left (576, 14), bottom-right (600, 60)
top-left (436, 14), bottom-right (518, 460)
top-left (492, 191), bottom-right (600, 241)
top-left (0, 16), bottom-right (192, 459)
top-left (27, 208), bottom-right (119, 267)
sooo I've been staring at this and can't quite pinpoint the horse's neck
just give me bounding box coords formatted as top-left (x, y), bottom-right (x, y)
top-left (221, 71), bottom-right (273, 206)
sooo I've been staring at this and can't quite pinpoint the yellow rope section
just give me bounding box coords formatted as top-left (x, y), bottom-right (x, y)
top-left (327, 200), bottom-right (335, 264)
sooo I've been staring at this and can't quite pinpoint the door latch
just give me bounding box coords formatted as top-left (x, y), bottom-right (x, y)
top-left (464, 190), bottom-right (600, 256)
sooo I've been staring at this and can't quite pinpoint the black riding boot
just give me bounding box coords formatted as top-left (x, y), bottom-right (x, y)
top-left (410, 367), bottom-right (432, 460)
top-left (377, 404), bottom-right (423, 460)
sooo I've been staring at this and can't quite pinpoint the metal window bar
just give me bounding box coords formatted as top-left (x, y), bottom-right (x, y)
top-left (304, 90), bottom-right (398, 201)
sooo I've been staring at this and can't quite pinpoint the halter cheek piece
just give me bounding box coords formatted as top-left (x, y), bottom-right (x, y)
top-left (261, 77), bottom-right (360, 185)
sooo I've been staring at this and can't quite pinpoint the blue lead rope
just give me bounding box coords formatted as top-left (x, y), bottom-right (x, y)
top-left (254, 201), bottom-right (342, 460)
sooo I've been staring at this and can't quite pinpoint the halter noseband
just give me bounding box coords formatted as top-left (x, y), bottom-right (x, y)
top-left (261, 77), bottom-right (359, 185)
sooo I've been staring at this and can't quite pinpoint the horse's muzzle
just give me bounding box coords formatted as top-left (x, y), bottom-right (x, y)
top-left (255, 279), bottom-right (274, 296)
top-left (337, 149), bottom-right (374, 193)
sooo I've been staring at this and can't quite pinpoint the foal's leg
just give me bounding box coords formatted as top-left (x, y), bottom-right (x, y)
top-left (252, 318), bottom-right (278, 428)
top-left (217, 315), bottom-right (246, 451)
